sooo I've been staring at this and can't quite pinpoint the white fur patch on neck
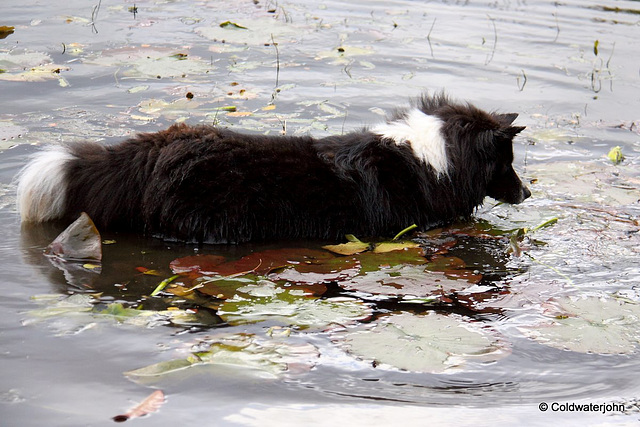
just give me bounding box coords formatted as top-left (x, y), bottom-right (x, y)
top-left (372, 109), bottom-right (448, 176)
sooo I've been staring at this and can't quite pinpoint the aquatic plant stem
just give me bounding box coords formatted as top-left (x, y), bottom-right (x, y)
top-left (393, 224), bottom-right (418, 241)
top-left (151, 275), bottom-right (179, 296)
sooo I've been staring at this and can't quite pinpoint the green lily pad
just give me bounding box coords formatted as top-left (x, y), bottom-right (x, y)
top-left (218, 284), bottom-right (372, 328)
top-left (522, 296), bottom-right (640, 355)
top-left (125, 333), bottom-right (320, 379)
top-left (527, 161), bottom-right (640, 206)
top-left (355, 248), bottom-right (427, 273)
top-left (27, 294), bottom-right (95, 319)
top-left (339, 264), bottom-right (474, 298)
top-left (196, 17), bottom-right (304, 46)
top-left (336, 312), bottom-right (508, 373)
top-left (84, 46), bottom-right (213, 79)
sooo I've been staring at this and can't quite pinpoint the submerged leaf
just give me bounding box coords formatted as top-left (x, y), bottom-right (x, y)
top-left (170, 254), bottom-right (226, 275)
top-left (355, 248), bottom-right (427, 273)
top-left (201, 248), bottom-right (359, 283)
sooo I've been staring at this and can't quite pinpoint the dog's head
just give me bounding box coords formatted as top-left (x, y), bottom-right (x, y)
top-left (485, 113), bottom-right (531, 204)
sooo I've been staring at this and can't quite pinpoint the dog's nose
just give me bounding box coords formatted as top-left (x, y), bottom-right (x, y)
top-left (522, 186), bottom-right (531, 201)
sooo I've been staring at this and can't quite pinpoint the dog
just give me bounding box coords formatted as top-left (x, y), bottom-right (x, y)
top-left (16, 93), bottom-right (530, 243)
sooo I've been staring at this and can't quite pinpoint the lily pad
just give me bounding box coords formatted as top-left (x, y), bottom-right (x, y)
top-left (170, 254), bottom-right (227, 275)
top-left (196, 17), bottom-right (303, 46)
top-left (125, 333), bottom-right (320, 379)
top-left (84, 46), bottom-right (213, 79)
top-left (522, 296), bottom-right (640, 355)
top-left (527, 161), bottom-right (640, 206)
top-left (204, 248), bottom-right (360, 283)
top-left (355, 248), bottom-right (427, 273)
top-left (335, 312), bottom-right (508, 373)
top-left (182, 275), bottom-right (257, 300)
top-left (218, 284), bottom-right (372, 328)
top-left (339, 264), bottom-right (474, 298)
top-left (0, 121), bottom-right (27, 143)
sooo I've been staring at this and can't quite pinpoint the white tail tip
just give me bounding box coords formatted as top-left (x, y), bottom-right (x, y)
top-left (16, 146), bottom-right (75, 222)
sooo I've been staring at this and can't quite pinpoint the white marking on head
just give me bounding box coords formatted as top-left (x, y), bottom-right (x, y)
top-left (16, 146), bottom-right (75, 222)
top-left (372, 109), bottom-right (449, 176)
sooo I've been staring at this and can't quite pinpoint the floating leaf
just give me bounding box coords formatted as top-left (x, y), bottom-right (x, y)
top-left (84, 47), bottom-right (213, 79)
top-left (323, 240), bottom-right (370, 255)
top-left (522, 297), bottom-right (640, 354)
top-left (218, 285), bottom-right (372, 328)
top-left (204, 248), bottom-right (358, 282)
top-left (373, 241), bottom-right (420, 253)
top-left (113, 390), bottom-right (165, 422)
top-left (339, 264), bottom-right (473, 298)
top-left (196, 17), bottom-right (302, 46)
top-left (0, 26), bottom-right (15, 39)
top-left (44, 212), bottom-right (102, 261)
top-left (183, 275), bottom-right (256, 300)
top-left (336, 312), bottom-right (508, 373)
top-left (607, 146), bottom-right (625, 165)
top-left (0, 63), bottom-right (70, 82)
top-left (526, 161), bottom-right (640, 205)
top-left (355, 248), bottom-right (427, 273)
top-left (27, 293), bottom-right (95, 319)
top-left (0, 121), bottom-right (27, 144)
top-left (226, 111), bottom-right (253, 117)
top-left (127, 85), bottom-right (149, 94)
top-left (323, 234), bottom-right (370, 255)
top-left (219, 21), bottom-right (248, 29)
top-left (124, 359), bottom-right (195, 377)
top-left (125, 333), bottom-right (320, 379)
top-left (593, 39), bottom-right (599, 56)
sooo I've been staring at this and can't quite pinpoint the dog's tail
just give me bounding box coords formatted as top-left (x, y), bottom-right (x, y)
top-left (16, 145), bottom-right (77, 223)
top-left (16, 139), bottom-right (151, 230)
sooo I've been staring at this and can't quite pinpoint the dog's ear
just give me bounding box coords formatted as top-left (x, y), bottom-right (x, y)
top-left (494, 113), bottom-right (519, 126)
top-left (505, 125), bottom-right (526, 136)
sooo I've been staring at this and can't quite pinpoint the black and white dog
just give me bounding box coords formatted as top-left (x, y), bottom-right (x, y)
top-left (16, 93), bottom-right (530, 243)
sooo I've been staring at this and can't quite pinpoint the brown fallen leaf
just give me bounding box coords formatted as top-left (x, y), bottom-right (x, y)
top-left (44, 212), bottom-right (102, 261)
top-left (0, 26), bottom-right (15, 39)
top-left (113, 389), bottom-right (165, 422)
